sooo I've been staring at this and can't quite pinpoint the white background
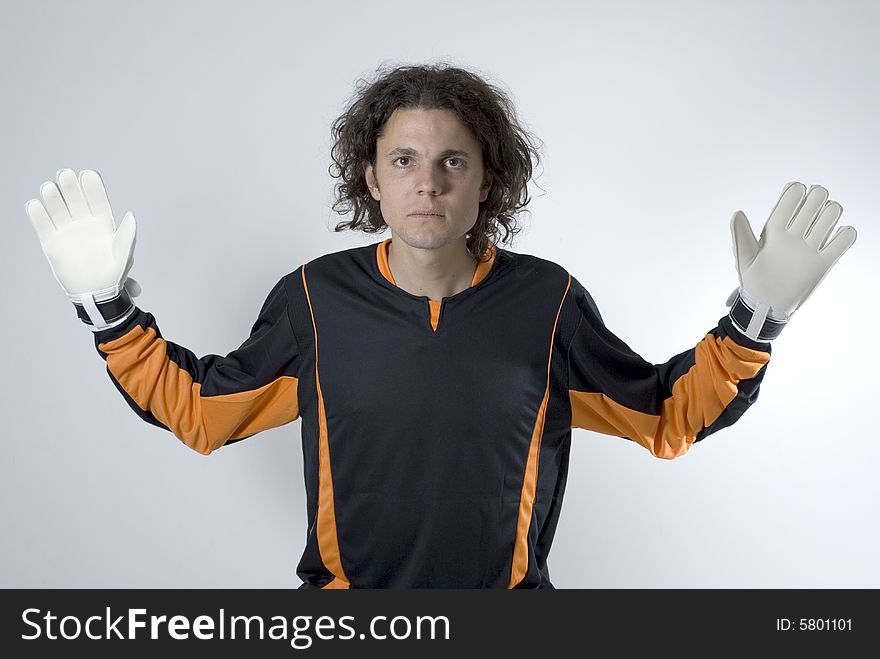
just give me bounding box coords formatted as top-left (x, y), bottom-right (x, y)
top-left (2, 0), bottom-right (877, 587)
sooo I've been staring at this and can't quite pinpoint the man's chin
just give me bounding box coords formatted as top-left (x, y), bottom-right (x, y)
top-left (391, 228), bottom-right (456, 252)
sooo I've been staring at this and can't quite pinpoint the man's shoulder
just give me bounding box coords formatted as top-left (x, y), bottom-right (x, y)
top-left (268, 243), bottom-right (377, 294)
top-left (497, 248), bottom-right (596, 313)
top-left (498, 246), bottom-right (572, 284)
top-left (277, 242), bottom-right (377, 283)
top-left (304, 241), bottom-right (377, 268)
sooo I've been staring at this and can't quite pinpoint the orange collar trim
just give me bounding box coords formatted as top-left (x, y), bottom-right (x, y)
top-left (375, 238), bottom-right (496, 294)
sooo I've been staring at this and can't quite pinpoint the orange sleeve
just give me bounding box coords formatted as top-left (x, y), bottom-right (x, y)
top-left (567, 279), bottom-right (771, 459)
top-left (94, 275), bottom-right (300, 455)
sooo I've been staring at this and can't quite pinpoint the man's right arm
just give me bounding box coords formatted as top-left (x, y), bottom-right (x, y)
top-left (27, 168), bottom-right (301, 455)
top-left (92, 277), bottom-right (301, 455)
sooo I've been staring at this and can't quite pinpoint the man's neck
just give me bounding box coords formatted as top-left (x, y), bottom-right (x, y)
top-left (387, 237), bottom-right (477, 300)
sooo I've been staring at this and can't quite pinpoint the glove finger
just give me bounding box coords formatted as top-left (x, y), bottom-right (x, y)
top-left (789, 225), bottom-right (856, 313)
top-left (40, 180), bottom-right (73, 230)
top-left (25, 198), bottom-right (56, 246)
top-left (804, 200), bottom-right (842, 251)
top-left (731, 210), bottom-right (759, 273)
top-left (57, 168), bottom-right (92, 223)
top-left (112, 211), bottom-right (137, 267)
top-left (80, 170), bottom-right (116, 234)
top-left (819, 225), bottom-right (857, 265)
top-left (787, 184), bottom-right (828, 237)
top-left (766, 181), bottom-right (806, 234)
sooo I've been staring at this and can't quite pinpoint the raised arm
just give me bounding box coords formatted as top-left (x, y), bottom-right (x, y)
top-left (568, 181), bottom-right (856, 459)
top-left (567, 279), bottom-right (771, 459)
top-left (26, 169), bottom-right (301, 455)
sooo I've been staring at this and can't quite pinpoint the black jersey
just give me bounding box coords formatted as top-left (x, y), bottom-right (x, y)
top-left (93, 239), bottom-right (771, 588)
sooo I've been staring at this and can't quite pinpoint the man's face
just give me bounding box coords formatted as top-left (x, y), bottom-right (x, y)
top-left (363, 107), bottom-right (491, 252)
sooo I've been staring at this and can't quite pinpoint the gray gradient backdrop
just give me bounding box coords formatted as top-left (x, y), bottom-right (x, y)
top-left (2, 0), bottom-right (877, 588)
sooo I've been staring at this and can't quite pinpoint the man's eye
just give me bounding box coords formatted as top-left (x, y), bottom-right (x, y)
top-left (394, 157), bottom-right (464, 168)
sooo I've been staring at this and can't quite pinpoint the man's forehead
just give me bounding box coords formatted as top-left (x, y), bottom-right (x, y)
top-left (379, 110), bottom-right (478, 154)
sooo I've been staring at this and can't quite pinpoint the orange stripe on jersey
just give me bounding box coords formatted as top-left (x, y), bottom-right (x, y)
top-left (98, 325), bottom-right (298, 455)
top-left (301, 265), bottom-right (351, 589)
top-left (570, 334), bottom-right (771, 459)
top-left (508, 274), bottom-right (572, 588)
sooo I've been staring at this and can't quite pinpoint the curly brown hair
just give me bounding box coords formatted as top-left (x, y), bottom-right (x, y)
top-left (328, 61), bottom-right (543, 262)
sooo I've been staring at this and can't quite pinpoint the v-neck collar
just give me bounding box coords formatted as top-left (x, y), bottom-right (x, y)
top-left (375, 238), bottom-right (496, 297)
top-left (373, 238), bottom-right (497, 332)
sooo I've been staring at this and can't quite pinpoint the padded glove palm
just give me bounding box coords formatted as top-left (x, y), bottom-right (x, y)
top-left (26, 169), bottom-right (140, 330)
top-left (727, 182), bottom-right (856, 342)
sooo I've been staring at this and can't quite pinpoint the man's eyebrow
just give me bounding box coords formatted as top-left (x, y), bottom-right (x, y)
top-left (385, 147), bottom-right (471, 158)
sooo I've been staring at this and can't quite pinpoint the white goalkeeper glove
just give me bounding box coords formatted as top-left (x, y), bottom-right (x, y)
top-left (726, 181), bottom-right (857, 342)
top-left (26, 168), bottom-right (141, 331)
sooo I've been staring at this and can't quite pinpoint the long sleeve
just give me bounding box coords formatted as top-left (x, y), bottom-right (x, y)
top-left (92, 274), bottom-right (301, 455)
top-left (567, 277), bottom-right (771, 459)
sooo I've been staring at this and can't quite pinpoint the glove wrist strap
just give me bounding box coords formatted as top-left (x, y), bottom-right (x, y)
top-left (728, 289), bottom-right (788, 342)
top-left (71, 289), bottom-right (135, 331)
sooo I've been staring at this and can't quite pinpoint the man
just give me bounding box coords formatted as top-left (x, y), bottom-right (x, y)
top-left (26, 64), bottom-right (857, 588)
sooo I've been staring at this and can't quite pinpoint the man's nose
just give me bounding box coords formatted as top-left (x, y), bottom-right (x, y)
top-left (416, 165), bottom-right (443, 194)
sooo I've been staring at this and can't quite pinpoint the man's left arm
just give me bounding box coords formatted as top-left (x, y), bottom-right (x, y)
top-left (567, 181), bottom-right (856, 459)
